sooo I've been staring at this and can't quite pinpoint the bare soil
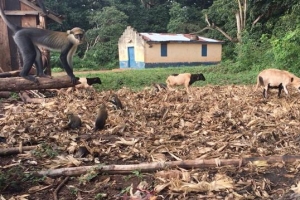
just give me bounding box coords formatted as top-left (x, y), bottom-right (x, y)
top-left (1, 85), bottom-right (300, 199)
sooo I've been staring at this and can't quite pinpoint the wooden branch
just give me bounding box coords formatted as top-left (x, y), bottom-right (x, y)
top-left (243, 0), bottom-right (247, 28)
top-left (237, 0), bottom-right (243, 30)
top-left (0, 70), bottom-right (21, 78)
top-left (202, 14), bottom-right (237, 43)
top-left (19, 91), bottom-right (45, 104)
top-left (204, 14), bottom-right (211, 27)
top-left (0, 145), bottom-right (37, 156)
top-left (252, 14), bottom-right (264, 28)
top-left (0, 91), bottom-right (12, 98)
top-left (0, 69), bottom-right (36, 78)
top-left (190, 27), bottom-right (214, 35)
top-left (53, 176), bottom-right (69, 200)
top-left (236, 12), bottom-right (242, 42)
top-left (4, 10), bottom-right (39, 15)
top-left (19, 0), bottom-right (63, 24)
top-left (0, 76), bottom-right (79, 91)
top-left (214, 26), bottom-right (236, 42)
top-left (32, 155), bottom-right (300, 177)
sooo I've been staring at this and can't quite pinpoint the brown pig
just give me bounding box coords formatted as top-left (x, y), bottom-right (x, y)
top-left (166, 73), bottom-right (205, 93)
top-left (255, 68), bottom-right (300, 98)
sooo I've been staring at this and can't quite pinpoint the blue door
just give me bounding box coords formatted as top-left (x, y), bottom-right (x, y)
top-left (128, 47), bottom-right (136, 68)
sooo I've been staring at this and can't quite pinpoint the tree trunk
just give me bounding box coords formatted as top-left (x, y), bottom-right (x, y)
top-left (0, 145), bottom-right (37, 156)
top-left (236, 12), bottom-right (242, 42)
top-left (0, 69), bottom-right (36, 78)
top-left (0, 91), bottom-right (12, 98)
top-left (0, 76), bottom-right (79, 91)
top-left (0, 70), bottom-right (22, 78)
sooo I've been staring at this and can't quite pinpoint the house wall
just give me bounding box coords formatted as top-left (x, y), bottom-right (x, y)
top-left (118, 26), bottom-right (145, 69)
top-left (21, 2), bottom-right (37, 27)
top-left (0, 0), bottom-right (48, 73)
top-left (0, 0), bottom-right (22, 71)
top-left (0, 1), bottom-right (11, 72)
top-left (144, 42), bottom-right (222, 68)
top-left (118, 26), bottom-right (223, 69)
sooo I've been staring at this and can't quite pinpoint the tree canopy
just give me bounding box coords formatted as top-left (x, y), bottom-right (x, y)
top-left (44, 0), bottom-right (300, 73)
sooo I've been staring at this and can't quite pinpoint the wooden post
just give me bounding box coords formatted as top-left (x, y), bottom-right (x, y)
top-left (0, 0), bottom-right (12, 72)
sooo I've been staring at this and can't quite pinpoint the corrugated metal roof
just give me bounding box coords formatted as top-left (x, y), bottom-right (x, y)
top-left (139, 33), bottom-right (223, 43)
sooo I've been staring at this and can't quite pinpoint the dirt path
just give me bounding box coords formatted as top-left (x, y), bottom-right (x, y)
top-left (52, 68), bottom-right (130, 76)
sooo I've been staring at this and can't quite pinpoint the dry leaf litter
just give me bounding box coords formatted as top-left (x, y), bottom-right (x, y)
top-left (1, 85), bottom-right (300, 199)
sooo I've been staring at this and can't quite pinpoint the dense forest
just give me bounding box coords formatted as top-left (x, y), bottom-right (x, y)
top-left (45, 0), bottom-right (300, 73)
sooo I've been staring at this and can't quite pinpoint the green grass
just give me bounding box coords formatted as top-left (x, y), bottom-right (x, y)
top-left (52, 67), bottom-right (64, 73)
top-left (73, 65), bottom-right (258, 91)
top-left (52, 67), bottom-right (95, 73)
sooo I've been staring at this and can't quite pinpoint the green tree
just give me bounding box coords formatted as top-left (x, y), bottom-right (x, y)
top-left (270, 28), bottom-right (300, 72)
top-left (84, 6), bottom-right (128, 69)
top-left (268, 3), bottom-right (300, 72)
top-left (110, 0), bottom-right (170, 32)
top-left (248, 0), bottom-right (299, 35)
top-left (168, 2), bottom-right (206, 33)
top-left (167, 2), bottom-right (187, 33)
top-left (146, 4), bottom-right (170, 32)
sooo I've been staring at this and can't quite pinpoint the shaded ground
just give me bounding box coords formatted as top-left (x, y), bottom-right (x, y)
top-left (1, 85), bottom-right (300, 199)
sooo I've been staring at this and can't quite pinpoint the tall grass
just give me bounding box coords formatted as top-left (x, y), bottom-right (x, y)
top-left (72, 65), bottom-right (258, 91)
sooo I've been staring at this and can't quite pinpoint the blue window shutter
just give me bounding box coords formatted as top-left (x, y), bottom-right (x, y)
top-left (202, 44), bottom-right (207, 57)
top-left (161, 43), bottom-right (167, 57)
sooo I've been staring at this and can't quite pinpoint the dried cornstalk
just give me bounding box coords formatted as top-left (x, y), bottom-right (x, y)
top-left (19, 92), bottom-right (46, 104)
top-left (32, 155), bottom-right (300, 177)
top-left (0, 145), bottom-right (37, 156)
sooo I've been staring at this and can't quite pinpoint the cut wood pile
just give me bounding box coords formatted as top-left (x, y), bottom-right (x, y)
top-left (1, 85), bottom-right (300, 199)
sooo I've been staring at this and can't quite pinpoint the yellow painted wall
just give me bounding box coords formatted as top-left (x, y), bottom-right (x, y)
top-left (144, 43), bottom-right (222, 63)
top-left (118, 26), bottom-right (145, 62)
top-left (118, 26), bottom-right (223, 67)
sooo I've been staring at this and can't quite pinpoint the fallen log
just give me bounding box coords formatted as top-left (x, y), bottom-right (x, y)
top-left (53, 177), bottom-right (69, 200)
top-left (0, 91), bottom-right (12, 98)
top-left (0, 69), bottom-right (36, 78)
top-left (32, 155), bottom-right (300, 177)
top-left (0, 70), bottom-right (22, 78)
top-left (0, 76), bottom-right (79, 91)
top-left (0, 145), bottom-right (37, 156)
